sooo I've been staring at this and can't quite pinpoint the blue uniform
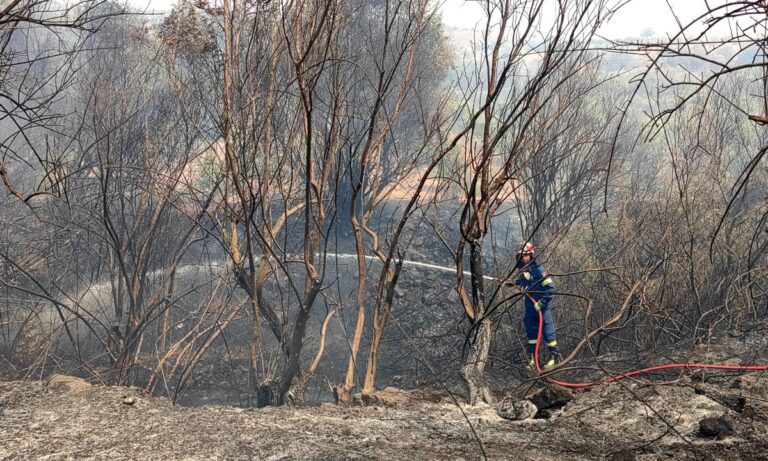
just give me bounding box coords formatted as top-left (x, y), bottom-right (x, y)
top-left (515, 260), bottom-right (557, 355)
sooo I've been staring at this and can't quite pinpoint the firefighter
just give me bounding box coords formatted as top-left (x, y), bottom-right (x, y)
top-left (514, 242), bottom-right (561, 369)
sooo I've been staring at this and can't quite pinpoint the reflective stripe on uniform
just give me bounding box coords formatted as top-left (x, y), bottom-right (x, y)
top-left (528, 339), bottom-right (538, 344)
top-left (547, 340), bottom-right (557, 347)
top-left (542, 277), bottom-right (554, 286)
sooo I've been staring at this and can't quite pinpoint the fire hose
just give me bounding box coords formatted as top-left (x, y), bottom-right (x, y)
top-left (525, 293), bottom-right (768, 388)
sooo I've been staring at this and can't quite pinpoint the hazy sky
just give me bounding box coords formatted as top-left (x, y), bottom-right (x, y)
top-left (440, 0), bottom-right (723, 39)
top-left (129, 0), bottom-right (729, 40)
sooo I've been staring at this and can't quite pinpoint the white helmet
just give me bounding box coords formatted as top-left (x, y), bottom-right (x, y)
top-left (516, 241), bottom-right (534, 256)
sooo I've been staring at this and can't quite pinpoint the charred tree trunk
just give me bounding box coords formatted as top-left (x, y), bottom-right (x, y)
top-left (279, 279), bottom-right (321, 400)
top-left (461, 237), bottom-right (495, 405)
top-left (362, 264), bottom-right (399, 394)
top-left (334, 220), bottom-right (366, 405)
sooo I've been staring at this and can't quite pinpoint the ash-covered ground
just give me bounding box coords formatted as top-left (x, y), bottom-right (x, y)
top-left (2, 366), bottom-right (768, 460)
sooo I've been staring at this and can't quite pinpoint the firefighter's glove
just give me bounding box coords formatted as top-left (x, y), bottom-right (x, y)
top-left (534, 300), bottom-right (543, 312)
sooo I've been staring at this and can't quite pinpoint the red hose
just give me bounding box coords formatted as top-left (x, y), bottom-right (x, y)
top-left (527, 295), bottom-right (768, 388)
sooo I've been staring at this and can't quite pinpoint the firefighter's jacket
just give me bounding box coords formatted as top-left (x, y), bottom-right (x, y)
top-left (515, 260), bottom-right (555, 309)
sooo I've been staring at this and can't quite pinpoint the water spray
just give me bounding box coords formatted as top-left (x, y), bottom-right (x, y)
top-left (75, 253), bottom-right (767, 388)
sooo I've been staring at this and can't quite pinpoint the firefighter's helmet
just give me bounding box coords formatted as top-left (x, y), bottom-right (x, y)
top-left (517, 241), bottom-right (534, 256)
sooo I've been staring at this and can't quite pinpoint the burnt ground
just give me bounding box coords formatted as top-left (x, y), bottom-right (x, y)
top-left (2, 369), bottom-right (768, 461)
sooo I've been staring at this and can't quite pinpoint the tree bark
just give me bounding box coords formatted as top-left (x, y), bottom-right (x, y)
top-left (460, 237), bottom-right (495, 405)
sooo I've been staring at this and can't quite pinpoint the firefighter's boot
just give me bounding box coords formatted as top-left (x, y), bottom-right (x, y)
top-left (544, 350), bottom-right (562, 369)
